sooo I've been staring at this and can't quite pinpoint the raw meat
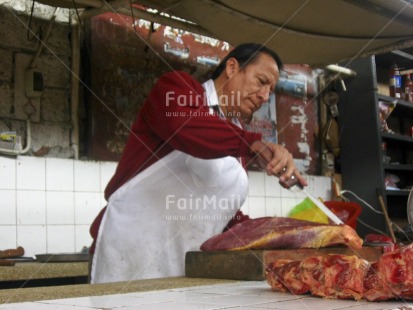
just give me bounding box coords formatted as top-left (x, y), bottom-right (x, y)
top-left (266, 243), bottom-right (413, 301)
top-left (267, 254), bottom-right (369, 300)
top-left (200, 217), bottom-right (363, 251)
top-left (364, 243), bottom-right (413, 301)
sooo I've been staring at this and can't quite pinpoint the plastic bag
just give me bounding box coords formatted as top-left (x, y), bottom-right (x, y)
top-left (385, 173), bottom-right (400, 190)
top-left (378, 101), bottom-right (396, 133)
top-left (288, 197), bottom-right (329, 224)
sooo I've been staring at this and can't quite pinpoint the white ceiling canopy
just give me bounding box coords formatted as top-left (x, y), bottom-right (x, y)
top-left (36, 0), bottom-right (413, 66)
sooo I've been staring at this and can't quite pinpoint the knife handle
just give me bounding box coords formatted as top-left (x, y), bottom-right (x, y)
top-left (279, 174), bottom-right (302, 189)
top-left (0, 246), bottom-right (24, 259)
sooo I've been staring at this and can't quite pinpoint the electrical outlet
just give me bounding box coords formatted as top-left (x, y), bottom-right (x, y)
top-left (14, 53), bottom-right (41, 122)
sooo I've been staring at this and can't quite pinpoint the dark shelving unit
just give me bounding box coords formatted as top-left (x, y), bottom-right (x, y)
top-left (338, 51), bottom-right (413, 237)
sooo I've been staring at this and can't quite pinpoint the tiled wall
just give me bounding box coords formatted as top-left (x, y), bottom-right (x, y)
top-left (0, 156), bottom-right (116, 257)
top-left (0, 156), bottom-right (331, 257)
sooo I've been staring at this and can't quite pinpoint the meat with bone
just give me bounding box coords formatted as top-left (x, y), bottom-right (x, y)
top-left (200, 217), bottom-right (363, 251)
top-left (364, 243), bottom-right (413, 301)
top-left (267, 254), bottom-right (369, 300)
top-left (266, 243), bottom-right (413, 301)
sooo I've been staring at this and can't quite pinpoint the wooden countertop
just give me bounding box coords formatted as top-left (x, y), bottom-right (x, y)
top-left (0, 277), bottom-right (237, 304)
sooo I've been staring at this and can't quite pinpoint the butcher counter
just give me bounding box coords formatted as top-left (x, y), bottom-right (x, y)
top-left (0, 277), bottom-right (413, 309)
top-left (0, 261), bottom-right (88, 289)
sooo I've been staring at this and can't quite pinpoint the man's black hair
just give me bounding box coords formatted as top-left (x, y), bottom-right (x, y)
top-left (211, 43), bottom-right (283, 80)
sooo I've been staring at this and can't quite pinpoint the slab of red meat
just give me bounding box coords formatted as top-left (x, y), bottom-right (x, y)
top-left (200, 217), bottom-right (363, 251)
top-left (266, 243), bottom-right (413, 301)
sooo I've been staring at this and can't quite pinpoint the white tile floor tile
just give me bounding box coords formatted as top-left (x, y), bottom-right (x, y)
top-left (2, 280), bottom-right (413, 310)
top-left (0, 302), bottom-right (88, 309)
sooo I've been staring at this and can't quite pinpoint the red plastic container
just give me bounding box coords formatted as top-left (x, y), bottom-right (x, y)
top-left (324, 201), bottom-right (362, 229)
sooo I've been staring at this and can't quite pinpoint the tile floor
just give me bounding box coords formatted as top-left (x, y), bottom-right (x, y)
top-left (0, 281), bottom-right (412, 309)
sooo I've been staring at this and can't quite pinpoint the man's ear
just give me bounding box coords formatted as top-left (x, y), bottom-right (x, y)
top-left (224, 57), bottom-right (240, 78)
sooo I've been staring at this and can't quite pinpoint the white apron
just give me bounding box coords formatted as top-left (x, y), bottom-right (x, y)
top-left (91, 150), bottom-right (248, 283)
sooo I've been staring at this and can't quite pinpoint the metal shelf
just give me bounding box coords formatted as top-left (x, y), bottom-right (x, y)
top-left (384, 164), bottom-right (413, 171)
top-left (338, 53), bottom-right (413, 237)
top-left (381, 132), bottom-right (413, 143)
top-left (386, 190), bottom-right (410, 196)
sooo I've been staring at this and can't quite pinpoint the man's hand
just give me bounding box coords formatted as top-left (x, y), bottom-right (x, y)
top-left (250, 140), bottom-right (307, 189)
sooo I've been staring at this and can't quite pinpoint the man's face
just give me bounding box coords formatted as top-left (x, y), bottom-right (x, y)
top-left (224, 53), bottom-right (279, 122)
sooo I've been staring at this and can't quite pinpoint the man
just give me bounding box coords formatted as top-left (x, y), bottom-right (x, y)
top-left (90, 43), bottom-right (307, 283)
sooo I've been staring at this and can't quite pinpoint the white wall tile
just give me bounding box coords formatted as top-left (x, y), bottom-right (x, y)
top-left (74, 192), bottom-right (102, 225)
top-left (294, 189), bottom-right (309, 203)
top-left (248, 171), bottom-right (265, 196)
top-left (16, 190), bottom-right (46, 225)
top-left (100, 161), bottom-right (116, 192)
top-left (264, 174), bottom-right (281, 197)
top-left (17, 225), bottom-right (46, 257)
top-left (0, 156), bottom-right (16, 189)
top-left (240, 196), bottom-right (249, 215)
top-left (46, 191), bottom-right (74, 225)
top-left (74, 160), bottom-right (100, 192)
top-left (323, 177), bottom-right (333, 200)
top-left (16, 156), bottom-right (45, 190)
top-left (312, 176), bottom-right (325, 199)
top-left (305, 175), bottom-right (316, 195)
top-left (280, 185), bottom-right (297, 198)
top-left (0, 226), bottom-right (17, 250)
top-left (46, 158), bottom-right (74, 191)
top-left (265, 197), bottom-right (282, 216)
top-left (47, 225), bottom-right (75, 253)
top-left (75, 225), bottom-right (93, 252)
top-left (281, 197), bottom-right (300, 216)
top-left (0, 189), bottom-right (16, 224)
top-left (247, 197), bottom-right (266, 218)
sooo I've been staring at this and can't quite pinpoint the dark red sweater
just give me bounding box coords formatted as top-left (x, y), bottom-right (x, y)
top-left (90, 71), bottom-right (261, 253)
